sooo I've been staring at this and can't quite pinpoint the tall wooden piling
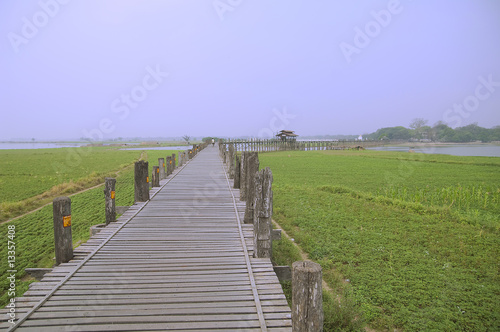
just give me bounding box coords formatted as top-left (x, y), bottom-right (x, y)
top-left (134, 160), bottom-right (149, 202)
top-left (152, 166), bottom-right (160, 187)
top-left (292, 261), bottom-right (324, 332)
top-left (253, 167), bottom-right (273, 258)
top-left (243, 152), bottom-right (259, 222)
top-left (53, 197), bottom-right (73, 265)
top-left (222, 144), bottom-right (227, 163)
top-left (228, 144), bottom-right (235, 179)
top-left (172, 153), bottom-right (176, 170)
top-left (158, 158), bottom-right (166, 180)
top-left (239, 152), bottom-right (247, 199)
top-left (234, 154), bottom-right (241, 189)
top-left (104, 177), bottom-right (116, 225)
top-left (166, 156), bottom-right (172, 176)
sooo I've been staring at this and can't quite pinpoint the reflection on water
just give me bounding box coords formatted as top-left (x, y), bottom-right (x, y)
top-left (368, 145), bottom-right (500, 157)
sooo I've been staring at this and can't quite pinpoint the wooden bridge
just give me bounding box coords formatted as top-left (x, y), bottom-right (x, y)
top-left (222, 138), bottom-right (381, 153)
top-left (2, 146), bottom-right (292, 331)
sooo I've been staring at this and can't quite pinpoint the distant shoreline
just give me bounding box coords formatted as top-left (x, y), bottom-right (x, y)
top-left (388, 141), bottom-right (500, 147)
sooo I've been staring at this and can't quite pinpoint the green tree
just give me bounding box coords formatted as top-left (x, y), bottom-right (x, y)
top-left (409, 118), bottom-right (429, 139)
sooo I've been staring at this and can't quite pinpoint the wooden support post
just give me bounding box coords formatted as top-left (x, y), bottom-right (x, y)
top-left (241, 152), bottom-right (259, 203)
top-left (239, 152), bottom-right (247, 199)
top-left (172, 153), bottom-right (176, 169)
top-left (53, 197), bottom-right (73, 265)
top-left (234, 154), bottom-right (241, 189)
top-left (228, 144), bottom-right (235, 179)
top-left (244, 152), bottom-right (260, 222)
top-left (188, 149), bottom-right (193, 160)
top-left (166, 156), bottom-right (172, 176)
top-left (253, 167), bottom-right (273, 257)
top-left (104, 177), bottom-right (116, 225)
top-left (134, 160), bottom-right (149, 202)
top-left (292, 261), bottom-right (324, 332)
top-left (158, 158), bottom-right (166, 179)
top-left (152, 166), bottom-right (160, 187)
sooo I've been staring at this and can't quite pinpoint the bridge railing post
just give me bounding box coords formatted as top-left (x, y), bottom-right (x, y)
top-left (253, 167), bottom-right (273, 258)
top-left (239, 152), bottom-right (247, 199)
top-left (172, 153), bottom-right (176, 170)
top-left (234, 154), bottom-right (241, 189)
top-left (134, 160), bottom-right (149, 202)
top-left (292, 261), bottom-right (324, 332)
top-left (53, 196), bottom-right (73, 265)
top-left (104, 177), bottom-right (116, 225)
top-left (159, 158), bottom-right (165, 179)
top-left (166, 156), bottom-right (172, 176)
top-left (152, 166), bottom-right (160, 187)
top-left (228, 144), bottom-right (235, 179)
top-left (243, 152), bottom-right (259, 222)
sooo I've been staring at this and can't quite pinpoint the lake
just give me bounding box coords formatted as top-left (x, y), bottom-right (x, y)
top-left (0, 142), bottom-right (193, 151)
top-left (120, 146), bottom-right (192, 151)
top-left (0, 142), bottom-right (88, 150)
top-left (368, 144), bottom-right (500, 157)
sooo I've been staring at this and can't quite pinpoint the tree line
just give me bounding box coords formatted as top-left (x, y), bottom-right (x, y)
top-left (365, 119), bottom-right (500, 143)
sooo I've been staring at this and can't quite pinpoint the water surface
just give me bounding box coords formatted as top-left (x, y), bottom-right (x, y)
top-left (368, 144), bottom-right (500, 157)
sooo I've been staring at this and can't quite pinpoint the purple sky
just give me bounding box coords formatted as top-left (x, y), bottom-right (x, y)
top-left (1, 0), bottom-right (500, 140)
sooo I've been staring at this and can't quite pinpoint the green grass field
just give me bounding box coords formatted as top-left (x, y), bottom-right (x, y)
top-left (2, 147), bottom-right (498, 331)
top-left (0, 147), bottom-right (181, 307)
top-left (0, 147), bottom-right (142, 202)
top-left (0, 147), bottom-right (184, 221)
top-left (262, 150), bottom-right (500, 331)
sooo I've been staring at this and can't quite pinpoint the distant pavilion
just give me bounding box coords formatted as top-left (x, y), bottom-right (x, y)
top-left (276, 130), bottom-right (298, 142)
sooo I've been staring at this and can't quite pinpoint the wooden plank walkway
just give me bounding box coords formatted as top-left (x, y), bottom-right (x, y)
top-left (2, 146), bottom-right (291, 331)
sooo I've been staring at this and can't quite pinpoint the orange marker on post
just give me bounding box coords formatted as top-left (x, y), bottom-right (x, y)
top-left (63, 215), bottom-right (71, 227)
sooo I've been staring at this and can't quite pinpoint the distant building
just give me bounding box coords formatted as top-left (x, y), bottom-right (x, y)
top-left (357, 135), bottom-right (363, 141)
top-left (276, 130), bottom-right (298, 142)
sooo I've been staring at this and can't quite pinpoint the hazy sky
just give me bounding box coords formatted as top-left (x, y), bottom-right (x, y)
top-left (1, 0), bottom-right (500, 140)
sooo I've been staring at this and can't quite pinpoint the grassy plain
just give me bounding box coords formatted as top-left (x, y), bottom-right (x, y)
top-left (0, 147), bottom-right (143, 221)
top-left (263, 150), bottom-right (500, 331)
top-left (0, 147), bottom-right (180, 307)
